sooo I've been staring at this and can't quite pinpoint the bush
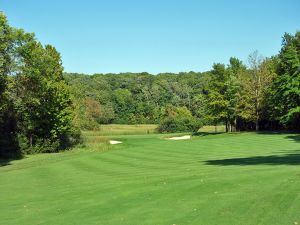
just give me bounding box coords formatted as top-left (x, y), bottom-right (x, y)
top-left (59, 128), bottom-right (82, 149)
top-left (17, 128), bottom-right (82, 154)
top-left (157, 106), bottom-right (202, 133)
top-left (158, 117), bottom-right (202, 133)
top-left (17, 134), bottom-right (60, 154)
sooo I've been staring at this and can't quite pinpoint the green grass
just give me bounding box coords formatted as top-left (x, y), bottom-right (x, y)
top-left (198, 125), bottom-right (226, 133)
top-left (85, 124), bottom-right (158, 136)
top-left (84, 124), bottom-right (224, 137)
top-left (1, 132), bottom-right (300, 225)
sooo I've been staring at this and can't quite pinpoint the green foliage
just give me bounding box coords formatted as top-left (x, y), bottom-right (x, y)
top-left (271, 32), bottom-right (300, 130)
top-left (1, 10), bottom-right (300, 159)
top-left (65, 71), bottom-right (210, 127)
top-left (158, 106), bottom-right (202, 133)
top-left (0, 12), bottom-right (11, 94)
top-left (12, 35), bottom-right (78, 153)
top-left (65, 33), bottom-right (299, 132)
top-left (206, 60), bottom-right (245, 131)
top-left (237, 52), bottom-right (276, 130)
top-left (0, 12), bottom-right (80, 156)
top-left (0, 12), bottom-right (19, 157)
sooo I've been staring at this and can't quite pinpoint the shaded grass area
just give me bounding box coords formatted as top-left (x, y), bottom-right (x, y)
top-left (0, 133), bottom-right (109, 170)
top-left (1, 132), bottom-right (300, 225)
top-left (206, 153), bottom-right (300, 166)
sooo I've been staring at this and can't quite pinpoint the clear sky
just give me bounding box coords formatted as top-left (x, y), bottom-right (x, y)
top-left (1, 0), bottom-right (299, 74)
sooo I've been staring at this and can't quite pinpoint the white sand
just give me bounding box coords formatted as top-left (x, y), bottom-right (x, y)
top-left (109, 140), bottom-right (122, 145)
top-left (168, 135), bottom-right (191, 140)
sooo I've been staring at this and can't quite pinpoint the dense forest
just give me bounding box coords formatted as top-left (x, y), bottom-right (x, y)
top-left (0, 11), bottom-right (299, 157)
top-left (65, 31), bottom-right (300, 132)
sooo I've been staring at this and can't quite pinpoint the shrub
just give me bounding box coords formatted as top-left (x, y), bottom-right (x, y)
top-left (158, 106), bottom-right (202, 133)
top-left (17, 134), bottom-right (60, 154)
top-left (17, 128), bottom-right (82, 154)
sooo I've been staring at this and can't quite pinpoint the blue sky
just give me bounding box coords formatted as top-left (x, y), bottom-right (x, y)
top-left (1, 0), bottom-right (299, 74)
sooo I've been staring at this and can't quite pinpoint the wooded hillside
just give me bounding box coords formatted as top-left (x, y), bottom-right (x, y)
top-left (65, 32), bottom-right (300, 132)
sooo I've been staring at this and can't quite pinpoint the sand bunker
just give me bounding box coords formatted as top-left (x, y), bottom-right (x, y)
top-left (168, 135), bottom-right (191, 140)
top-left (109, 140), bottom-right (122, 145)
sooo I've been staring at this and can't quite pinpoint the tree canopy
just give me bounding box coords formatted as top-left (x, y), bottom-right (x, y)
top-left (0, 12), bottom-right (79, 157)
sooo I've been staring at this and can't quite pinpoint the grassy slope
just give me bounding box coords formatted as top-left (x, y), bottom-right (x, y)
top-left (1, 132), bottom-right (300, 225)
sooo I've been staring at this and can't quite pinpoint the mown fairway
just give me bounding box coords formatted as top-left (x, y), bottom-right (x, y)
top-left (1, 132), bottom-right (300, 225)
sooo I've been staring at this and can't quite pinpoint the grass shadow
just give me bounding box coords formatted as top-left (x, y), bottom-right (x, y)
top-left (0, 155), bottom-right (22, 167)
top-left (193, 132), bottom-right (224, 137)
top-left (205, 153), bottom-right (300, 166)
top-left (255, 131), bottom-right (300, 143)
top-left (0, 159), bottom-right (12, 167)
top-left (286, 135), bottom-right (300, 143)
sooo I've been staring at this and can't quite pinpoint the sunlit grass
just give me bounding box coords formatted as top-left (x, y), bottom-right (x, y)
top-left (83, 124), bottom-right (158, 136)
top-left (198, 125), bottom-right (226, 133)
top-left (1, 130), bottom-right (300, 225)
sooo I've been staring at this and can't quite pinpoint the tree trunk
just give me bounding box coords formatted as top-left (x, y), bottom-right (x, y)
top-left (256, 119), bottom-right (259, 131)
top-left (225, 121), bottom-right (228, 133)
top-left (233, 118), bottom-right (237, 132)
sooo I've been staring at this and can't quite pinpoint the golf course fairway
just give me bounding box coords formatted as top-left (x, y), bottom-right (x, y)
top-left (1, 132), bottom-right (300, 225)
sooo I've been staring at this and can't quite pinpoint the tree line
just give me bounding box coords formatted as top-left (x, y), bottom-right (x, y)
top-left (1, 11), bottom-right (299, 157)
top-left (65, 31), bottom-right (300, 133)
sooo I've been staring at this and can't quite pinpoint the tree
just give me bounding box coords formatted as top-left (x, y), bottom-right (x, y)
top-left (80, 97), bottom-right (102, 129)
top-left (238, 52), bottom-right (276, 131)
top-left (206, 63), bottom-right (228, 130)
top-left (0, 12), bottom-right (11, 95)
top-left (206, 60), bottom-right (244, 132)
top-left (158, 106), bottom-right (202, 133)
top-left (13, 32), bottom-right (77, 153)
top-left (271, 32), bottom-right (300, 130)
top-left (112, 89), bottom-right (133, 123)
top-left (0, 12), bottom-right (19, 157)
top-left (225, 57), bottom-right (245, 131)
top-left (62, 31), bottom-right (297, 133)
